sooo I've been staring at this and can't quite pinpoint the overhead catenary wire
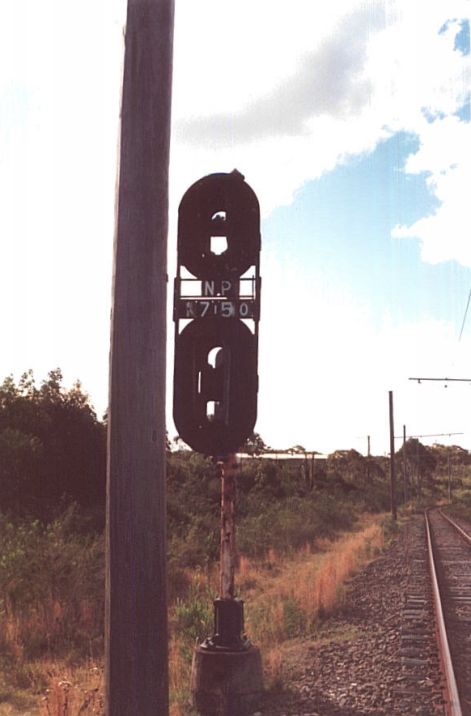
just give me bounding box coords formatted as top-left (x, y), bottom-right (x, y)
top-left (458, 288), bottom-right (471, 341)
top-left (409, 378), bottom-right (471, 383)
top-left (394, 431), bottom-right (463, 440)
top-left (409, 288), bottom-right (471, 387)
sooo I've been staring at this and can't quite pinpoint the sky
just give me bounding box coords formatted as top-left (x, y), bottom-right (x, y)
top-left (1, 0), bottom-right (470, 455)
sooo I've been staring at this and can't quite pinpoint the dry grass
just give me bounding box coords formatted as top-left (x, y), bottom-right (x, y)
top-left (0, 662), bottom-right (103, 716)
top-left (0, 516), bottom-right (386, 714)
top-left (38, 663), bottom-right (104, 716)
top-left (0, 597), bottom-right (104, 716)
top-left (168, 634), bottom-right (194, 716)
top-left (1, 599), bottom-right (101, 666)
top-left (241, 516), bottom-right (386, 688)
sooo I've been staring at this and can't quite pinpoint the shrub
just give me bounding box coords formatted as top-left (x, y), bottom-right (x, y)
top-left (238, 493), bottom-right (355, 558)
top-left (282, 597), bottom-right (307, 638)
top-left (0, 506), bottom-right (104, 663)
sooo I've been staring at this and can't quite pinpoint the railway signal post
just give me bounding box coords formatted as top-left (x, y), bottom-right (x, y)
top-left (174, 171), bottom-right (263, 714)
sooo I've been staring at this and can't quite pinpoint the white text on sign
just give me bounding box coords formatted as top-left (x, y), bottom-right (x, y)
top-left (202, 280), bottom-right (234, 297)
top-left (180, 300), bottom-right (255, 319)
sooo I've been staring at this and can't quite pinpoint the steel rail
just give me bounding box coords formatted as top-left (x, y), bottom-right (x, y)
top-left (424, 510), bottom-right (463, 716)
top-left (439, 509), bottom-right (471, 546)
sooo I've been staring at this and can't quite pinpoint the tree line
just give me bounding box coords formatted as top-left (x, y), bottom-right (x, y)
top-left (0, 370), bottom-right (106, 520)
top-left (1, 369), bottom-right (469, 526)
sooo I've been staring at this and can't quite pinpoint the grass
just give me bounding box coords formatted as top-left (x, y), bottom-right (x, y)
top-left (0, 660), bottom-right (103, 716)
top-left (39, 662), bottom-right (103, 716)
top-left (0, 512), bottom-right (388, 714)
top-left (241, 516), bottom-right (386, 689)
top-left (168, 513), bottom-right (387, 709)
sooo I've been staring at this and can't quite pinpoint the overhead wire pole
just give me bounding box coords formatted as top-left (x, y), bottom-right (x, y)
top-left (106, 1), bottom-right (174, 714)
top-left (448, 448), bottom-right (452, 503)
top-left (389, 391), bottom-right (397, 521)
top-left (367, 435), bottom-right (370, 483)
top-left (354, 435), bottom-right (371, 456)
top-left (402, 425), bottom-right (407, 504)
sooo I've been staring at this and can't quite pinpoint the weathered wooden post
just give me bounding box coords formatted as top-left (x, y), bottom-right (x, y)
top-left (173, 171), bottom-right (263, 714)
top-left (106, 1), bottom-right (174, 714)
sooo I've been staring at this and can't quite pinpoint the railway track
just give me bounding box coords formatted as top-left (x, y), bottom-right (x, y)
top-left (261, 510), bottom-right (471, 715)
top-left (426, 509), bottom-right (471, 715)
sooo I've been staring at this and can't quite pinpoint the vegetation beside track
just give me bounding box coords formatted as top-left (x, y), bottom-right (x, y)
top-left (1, 370), bottom-right (471, 713)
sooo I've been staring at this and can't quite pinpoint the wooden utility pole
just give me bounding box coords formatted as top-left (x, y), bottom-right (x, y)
top-left (106, 1), bottom-right (174, 714)
top-left (389, 391), bottom-right (397, 521)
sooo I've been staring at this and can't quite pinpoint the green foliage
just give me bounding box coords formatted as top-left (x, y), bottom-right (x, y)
top-left (282, 597), bottom-right (307, 638)
top-left (166, 451), bottom-right (394, 568)
top-left (0, 370), bottom-right (106, 519)
top-left (238, 493), bottom-right (354, 557)
top-left (432, 443), bottom-right (471, 468)
top-left (396, 438), bottom-right (437, 492)
top-left (448, 485), bottom-right (471, 522)
top-left (173, 583), bottom-right (214, 644)
top-left (0, 428), bottom-right (43, 513)
top-left (243, 431), bottom-right (269, 456)
top-left (0, 506), bottom-right (104, 662)
top-left (288, 445), bottom-right (306, 454)
top-left (171, 580), bottom-right (215, 681)
top-left (167, 451), bottom-right (220, 570)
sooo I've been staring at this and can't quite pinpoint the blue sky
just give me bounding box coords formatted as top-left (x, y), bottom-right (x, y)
top-left (264, 132), bottom-right (470, 334)
top-left (256, 117), bottom-right (471, 452)
top-left (1, 0), bottom-right (470, 455)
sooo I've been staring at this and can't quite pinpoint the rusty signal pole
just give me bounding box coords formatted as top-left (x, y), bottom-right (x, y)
top-left (219, 455), bottom-right (238, 601)
top-left (106, 1), bottom-right (174, 715)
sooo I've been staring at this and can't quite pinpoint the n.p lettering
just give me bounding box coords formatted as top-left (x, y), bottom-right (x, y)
top-left (202, 279), bottom-right (233, 297)
top-left (221, 280), bottom-right (232, 296)
top-left (203, 281), bottom-right (215, 297)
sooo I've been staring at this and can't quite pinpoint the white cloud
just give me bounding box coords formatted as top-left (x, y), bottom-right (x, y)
top-left (172, 1), bottom-right (470, 239)
top-left (176, 5), bottom-right (386, 143)
top-left (172, 0), bottom-right (365, 119)
top-left (392, 117), bottom-right (471, 266)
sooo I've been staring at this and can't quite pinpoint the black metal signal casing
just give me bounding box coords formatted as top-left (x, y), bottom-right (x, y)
top-left (178, 171), bottom-right (260, 280)
top-left (173, 171), bottom-right (261, 456)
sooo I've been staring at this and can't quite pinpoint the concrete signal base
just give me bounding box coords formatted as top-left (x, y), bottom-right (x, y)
top-left (190, 644), bottom-right (263, 715)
